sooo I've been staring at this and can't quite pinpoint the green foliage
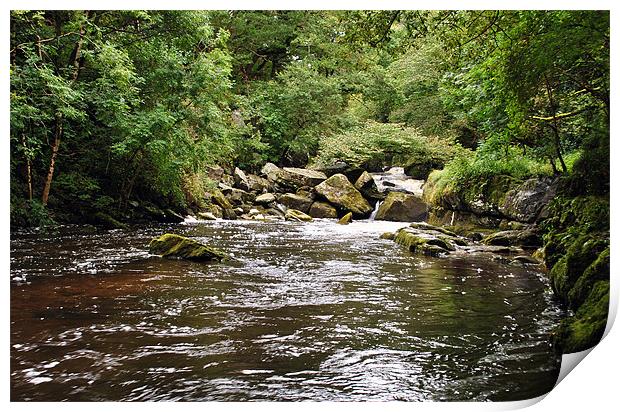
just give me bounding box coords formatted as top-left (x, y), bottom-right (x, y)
top-left (314, 121), bottom-right (463, 171)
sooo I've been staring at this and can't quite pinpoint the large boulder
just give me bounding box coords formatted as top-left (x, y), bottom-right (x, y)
top-left (500, 177), bottom-right (560, 223)
top-left (233, 167), bottom-right (250, 191)
top-left (308, 201), bottom-right (338, 218)
top-left (282, 167), bottom-right (327, 188)
top-left (375, 192), bottom-right (428, 222)
top-left (392, 226), bottom-right (458, 257)
top-left (209, 189), bottom-right (233, 210)
top-left (315, 174), bottom-right (372, 217)
top-left (354, 171), bottom-right (385, 200)
top-left (149, 233), bottom-right (228, 261)
top-left (246, 174), bottom-right (271, 193)
top-left (279, 193), bottom-right (314, 213)
top-left (260, 163), bottom-right (327, 191)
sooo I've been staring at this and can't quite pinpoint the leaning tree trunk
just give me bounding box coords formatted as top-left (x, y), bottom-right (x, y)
top-left (40, 13), bottom-right (87, 205)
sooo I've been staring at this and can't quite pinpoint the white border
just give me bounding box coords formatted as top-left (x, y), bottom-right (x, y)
top-left (3, 1), bottom-right (618, 411)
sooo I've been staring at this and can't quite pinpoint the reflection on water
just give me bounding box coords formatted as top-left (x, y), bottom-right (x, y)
top-left (10, 220), bottom-right (563, 401)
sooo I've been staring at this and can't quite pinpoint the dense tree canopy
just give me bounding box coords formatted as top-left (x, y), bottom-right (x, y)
top-left (10, 10), bottom-right (609, 226)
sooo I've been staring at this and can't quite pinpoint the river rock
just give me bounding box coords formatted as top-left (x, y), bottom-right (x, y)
top-left (500, 177), bottom-right (560, 223)
top-left (261, 162), bottom-right (282, 183)
top-left (222, 186), bottom-right (256, 205)
top-left (233, 167), bottom-right (250, 190)
top-left (285, 209), bottom-right (313, 222)
top-left (354, 171), bottom-right (384, 200)
top-left (281, 167), bottom-right (327, 188)
top-left (197, 212), bottom-right (217, 220)
top-left (393, 227), bottom-right (457, 257)
top-left (246, 174), bottom-right (271, 193)
top-left (255, 193), bottom-right (276, 205)
top-left (482, 229), bottom-right (542, 247)
top-left (337, 212), bottom-right (353, 225)
top-left (149, 233), bottom-right (228, 261)
top-left (308, 201), bottom-right (338, 218)
top-left (206, 165), bottom-right (225, 182)
top-left (315, 174), bottom-right (372, 217)
top-left (279, 193), bottom-right (314, 213)
top-left (209, 188), bottom-right (233, 210)
top-left (375, 192), bottom-right (428, 222)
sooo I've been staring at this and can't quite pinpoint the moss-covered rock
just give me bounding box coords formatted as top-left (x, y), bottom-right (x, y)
top-left (354, 171), bottom-right (385, 201)
top-left (93, 212), bottom-right (128, 230)
top-left (337, 212), bottom-right (353, 225)
top-left (393, 227), bottom-right (459, 257)
top-left (284, 209), bottom-right (313, 222)
top-left (482, 229), bottom-right (541, 248)
top-left (308, 201), bottom-right (338, 218)
top-left (375, 192), bottom-right (428, 222)
top-left (315, 174), bottom-right (372, 217)
top-left (379, 232), bottom-right (395, 240)
top-left (149, 233), bottom-right (228, 261)
top-left (555, 281), bottom-right (609, 353)
top-left (279, 193), bottom-right (314, 213)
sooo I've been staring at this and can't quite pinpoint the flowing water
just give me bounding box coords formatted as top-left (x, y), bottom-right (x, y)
top-left (10, 219), bottom-right (563, 401)
top-left (370, 167), bottom-right (425, 196)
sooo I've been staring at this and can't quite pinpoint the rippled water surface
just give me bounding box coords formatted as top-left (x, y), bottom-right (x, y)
top-left (11, 219), bottom-right (562, 401)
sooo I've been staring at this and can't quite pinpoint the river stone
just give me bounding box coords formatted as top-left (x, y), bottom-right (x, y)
top-left (197, 212), bottom-right (217, 220)
top-left (210, 189), bottom-right (233, 210)
top-left (149, 233), bottom-right (228, 261)
top-left (246, 174), bottom-right (271, 193)
top-left (500, 177), bottom-right (560, 223)
top-left (224, 187), bottom-right (256, 205)
top-left (261, 162), bottom-right (282, 183)
top-left (354, 171), bottom-right (384, 200)
top-left (282, 167), bottom-right (327, 188)
top-left (337, 212), bottom-right (353, 225)
top-left (279, 193), bottom-right (314, 213)
top-left (309, 201), bottom-right (338, 218)
top-left (255, 193), bottom-right (276, 205)
top-left (285, 209), bottom-right (313, 222)
top-left (315, 174), bottom-right (372, 217)
top-left (233, 167), bottom-right (250, 191)
top-left (375, 192), bottom-right (428, 222)
top-left (482, 229), bottom-right (542, 247)
top-left (206, 165), bottom-right (225, 182)
top-left (393, 228), bottom-right (455, 257)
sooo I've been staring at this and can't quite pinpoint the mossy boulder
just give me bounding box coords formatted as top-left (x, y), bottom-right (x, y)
top-left (555, 281), bottom-right (609, 353)
top-left (315, 174), bottom-right (372, 217)
top-left (284, 209), bottom-right (313, 222)
top-left (279, 193), bottom-right (314, 214)
top-left (93, 212), bottom-right (128, 230)
top-left (149, 233), bottom-right (228, 261)
top-left (375, 192), bottom-right (428, 222)
top-left (500, 177), bottom-right (560, 223)
top-left (403, 157), bottom-right (444, 180)
top-left (210, 189), bottom-right (233, 210)
top-left (394, 229), bottom-right (454, 257)
top-left (309, 201), bottom-right (338, 218)
top-left (354, 171), bottom-right (385, 200)
top-left (482, 229), bottom-right (541, 248)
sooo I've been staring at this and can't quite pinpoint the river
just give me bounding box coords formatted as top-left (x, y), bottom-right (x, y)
top-left (10, 219), bottom-right (563, 401)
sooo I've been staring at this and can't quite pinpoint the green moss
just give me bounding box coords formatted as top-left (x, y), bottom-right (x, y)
top-left (556, 281), bottom-right (609, 353)
top-left (394, 229), bottom-right (451, 257)
top-left (379, 232), bottom-right (395, 240)
top-left (149, 233), bottom-right (228, 261)
top-left (568, 247), bottom-right (609, 309)
top-left (549, 234), bottom-right (608, 299)
top-left (337, 212), bottom-right (353, 225)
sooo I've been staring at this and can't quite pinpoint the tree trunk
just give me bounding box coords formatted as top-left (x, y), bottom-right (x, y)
top-left (543, 75), bottom-right (568, 173)
top-left (40, 13), bottom-right (88, 206)
top-left (21, 133), bottom-right (33, 201)
top-left (41, 115), bottom-right (62, 205)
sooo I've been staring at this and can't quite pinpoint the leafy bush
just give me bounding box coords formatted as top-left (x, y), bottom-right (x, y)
top-left (313, 121), bottom-right (463, 171)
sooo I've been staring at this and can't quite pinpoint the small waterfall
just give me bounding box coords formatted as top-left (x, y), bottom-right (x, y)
top-left (369, 200), bottom-right (383, 221)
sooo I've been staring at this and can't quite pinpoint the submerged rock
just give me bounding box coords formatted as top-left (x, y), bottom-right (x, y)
top-left (375, 192), bottom-right (428, 222)
top-left (315, 174), bottom-right (372, 216)
top-left (337, 212), bottom-right (353, 225)
top-left (149, 233), bottom-right (228, 261)
top-left (284, 209), bottom-right (313, 222)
